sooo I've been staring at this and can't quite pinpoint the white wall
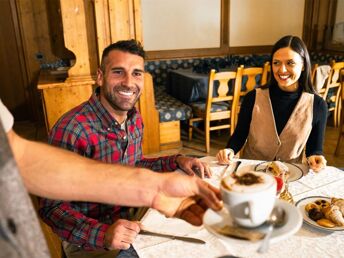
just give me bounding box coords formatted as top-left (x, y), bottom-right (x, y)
top-left (230, 0), bottom-right (305, 46)
top-left (142, 0), bottom-right (305, 50)
top-left (142, 0), bottom-right (221, 51)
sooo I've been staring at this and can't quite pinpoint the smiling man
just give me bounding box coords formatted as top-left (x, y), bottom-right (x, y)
top-left (38, 40), bottom-right (211, 258)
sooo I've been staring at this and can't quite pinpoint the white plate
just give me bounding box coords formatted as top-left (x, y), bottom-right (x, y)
top-left (295, 196), bottom-right (344, 232)
top-left (254, 162), bottom-right (304, 182)
top-left (203, 199), bottom-right (302, 245)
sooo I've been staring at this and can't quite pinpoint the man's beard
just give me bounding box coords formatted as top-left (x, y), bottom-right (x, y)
top-left (103, 85), bottom-right (140, 112)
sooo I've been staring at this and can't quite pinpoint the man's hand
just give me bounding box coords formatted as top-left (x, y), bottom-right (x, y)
top-left (151, 174), bottom-right (222, 225)
top-left (216, 148), bottom-right (235, 165)
top-left (307, 155), bottom-right (327, 172)
top-left (176, 155), bottom-right (211, 178)
top-left (104, 219), bottom-right (140, 250)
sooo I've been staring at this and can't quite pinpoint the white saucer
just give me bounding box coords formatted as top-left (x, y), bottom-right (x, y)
top-left (254, 161), bottom-right (304, 182)
top-left (203, 199), bottom-right (302, 245)
top-left (295, 196), bottom-right (344, 232)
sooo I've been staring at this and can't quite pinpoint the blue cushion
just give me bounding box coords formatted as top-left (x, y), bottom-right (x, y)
top-left (155, 87), bottom-right (192, 122)
top-left (190, 101), bottom-right (229, 113)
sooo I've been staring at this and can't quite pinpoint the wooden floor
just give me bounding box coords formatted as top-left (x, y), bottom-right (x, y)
top-left (13, 121), bottom-right (344, 168)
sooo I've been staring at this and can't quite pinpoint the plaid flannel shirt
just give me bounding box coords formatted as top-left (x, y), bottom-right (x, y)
top-left (39, 89), bottom-right (179, 250)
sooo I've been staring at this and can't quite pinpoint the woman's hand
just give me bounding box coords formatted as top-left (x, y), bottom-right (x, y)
top-left (307, 155), bottom-right (327, 172)
top-left (216, 148), bottom-right (235, 165)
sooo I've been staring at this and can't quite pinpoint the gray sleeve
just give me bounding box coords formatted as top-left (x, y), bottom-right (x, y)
top-left (0, 99), bottom-right (14, 132)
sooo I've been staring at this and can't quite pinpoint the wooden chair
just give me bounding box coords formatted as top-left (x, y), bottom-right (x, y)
top-left (318, 61), bottom-right (344, 127)
top-left (335, 68), bottom-right (344, 156)
top-left (239, 61), bottom-right (269, 96)
top-left (188, 68), bottom-right (243, 153)
top-left (311, 63), bottom-right (319, 85)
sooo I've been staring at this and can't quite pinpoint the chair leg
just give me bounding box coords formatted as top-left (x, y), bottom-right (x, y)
top-left (334, 107), bottom-right (338, 127)
top-left (188, 120), bottom-right (193, 141)
top-left (205, 121), bottom-right (210, 153)
top-left (337, 100), bottom-right (342, 129)
top-left (335, 106), bottom-right (344, 156)
top-left (335, 126), bottom-right (343, 156)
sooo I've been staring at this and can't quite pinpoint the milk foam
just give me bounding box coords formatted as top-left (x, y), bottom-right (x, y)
top-left (222, 171), bottom-right (274, 193)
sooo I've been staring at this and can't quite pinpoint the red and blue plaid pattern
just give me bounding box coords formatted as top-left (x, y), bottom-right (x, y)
top-left (39, 90), bottom-right (179, 250)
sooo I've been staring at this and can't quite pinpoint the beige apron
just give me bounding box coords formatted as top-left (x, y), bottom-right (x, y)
top-left (242, 88), bottom-right (314, 163)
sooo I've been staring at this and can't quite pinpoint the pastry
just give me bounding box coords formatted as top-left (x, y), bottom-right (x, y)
top-left (323, 205), bottom-right (344, 226)
top-left (316, 218), bottom-right (336, 228)
top-left (331, 197), bottom-right (344, 215)
top-left (308, 207), bottom-right (323, 221)
top-left (305, 203), bottom-right (318, 212)
top-left (314, 199), bottom-right (330, 212)
top-left (266, 161), bottom-right (289, 177)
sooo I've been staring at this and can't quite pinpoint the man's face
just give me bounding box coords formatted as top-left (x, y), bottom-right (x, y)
top-left (97, 50), bottom-right (144, 112)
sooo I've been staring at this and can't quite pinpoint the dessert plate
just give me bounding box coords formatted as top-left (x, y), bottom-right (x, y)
top-left (203, 199), bottom-right (302, 245)
top-left (254, 162), bottom-right (303, 182)
top-left (295, 196), bottom-right (344, 232)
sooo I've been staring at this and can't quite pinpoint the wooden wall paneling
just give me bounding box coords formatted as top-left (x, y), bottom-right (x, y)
top-left (60, 0), bottom-right (97, 79)
top-left (0, 0), bottom-right (28, 118)
top-left (139, 73), bottom-right (160, 154)
top-left (46, 0), bottom-right (75, 61)
top-left (133, 0), bottom-right (143, 42)
top-left (94, 0), bottom-right (111, 62)
top-left (108, 0), bottom-right (141, 42)
top-left (18, 0), bottom-right (57, 121)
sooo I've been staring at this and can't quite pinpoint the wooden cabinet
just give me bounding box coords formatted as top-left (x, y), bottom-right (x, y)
top-left (37, 71), bottom-right (94, 131)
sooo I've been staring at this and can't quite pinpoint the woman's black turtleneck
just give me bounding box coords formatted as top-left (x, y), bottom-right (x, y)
top-left (226, 84), bottom-right (328, 157)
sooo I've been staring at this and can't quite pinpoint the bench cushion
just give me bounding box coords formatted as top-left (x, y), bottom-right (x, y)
top-left (155, 87), bottom-right (192, 122)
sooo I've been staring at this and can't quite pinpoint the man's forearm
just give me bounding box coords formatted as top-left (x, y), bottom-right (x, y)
top-left (8, 130), bottom-right (162, 207)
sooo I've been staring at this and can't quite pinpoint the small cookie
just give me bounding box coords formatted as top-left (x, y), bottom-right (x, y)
top-left (315, 199), bottom-right (330, 209)
top-left (316, 218), bottom-right (336, 228)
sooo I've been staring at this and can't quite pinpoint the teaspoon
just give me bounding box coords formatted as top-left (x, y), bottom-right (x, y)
top-left (257, 206), bottom-right (286, 253)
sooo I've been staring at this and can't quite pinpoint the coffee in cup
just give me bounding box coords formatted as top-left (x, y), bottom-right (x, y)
top-left (221, 171), bottom-right (276, 228)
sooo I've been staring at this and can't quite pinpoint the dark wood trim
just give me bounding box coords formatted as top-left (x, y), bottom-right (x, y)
top-left (228, 46), bottom-right (272, 55)
top-left (146, 47), bottom-right (228, 60)
top-left (146, 45), bottom-right (272, 61)
top-left (303, 0), bottom-right (343, 53)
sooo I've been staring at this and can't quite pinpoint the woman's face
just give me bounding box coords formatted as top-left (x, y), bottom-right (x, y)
top-left (272, 47), bottom-right (304, 92)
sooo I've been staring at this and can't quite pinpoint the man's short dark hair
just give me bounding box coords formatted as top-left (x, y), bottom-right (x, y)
top-left (100, 39), bottom-right (145, 71)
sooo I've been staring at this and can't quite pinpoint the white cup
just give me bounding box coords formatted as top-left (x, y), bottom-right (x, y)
top-left (221, 171), bottom-right (276, 228)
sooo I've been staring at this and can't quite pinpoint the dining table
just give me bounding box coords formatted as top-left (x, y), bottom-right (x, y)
top-left (132, 157), bottom-right (344, 258)
top-left (166, 69), bottom-right (260, 105)
top-left (166, 69), bottom-right (210, 104)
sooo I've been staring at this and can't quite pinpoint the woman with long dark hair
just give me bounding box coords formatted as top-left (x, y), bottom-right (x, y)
top-left (217, 35), bottom-right (328, 172)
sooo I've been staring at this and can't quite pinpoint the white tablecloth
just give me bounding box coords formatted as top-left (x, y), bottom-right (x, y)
top-left (133, 158), bottom-right (344, 258)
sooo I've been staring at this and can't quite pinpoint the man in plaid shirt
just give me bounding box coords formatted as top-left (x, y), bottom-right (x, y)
top-left (39, 40), bottom-right (212, 258)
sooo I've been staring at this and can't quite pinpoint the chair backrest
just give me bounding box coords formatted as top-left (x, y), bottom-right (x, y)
top-left (240, 62), bottom-right (269, 96)
top-left (311, 63), bottom-right (319, 85)
top-left (205, 68), bottom-right (242, 133)
top-left (320, 61), bottom-right (344, 100)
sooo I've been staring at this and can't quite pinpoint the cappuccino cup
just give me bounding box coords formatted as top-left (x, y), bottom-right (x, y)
top-left (221, 171), bottom-right (276, 228)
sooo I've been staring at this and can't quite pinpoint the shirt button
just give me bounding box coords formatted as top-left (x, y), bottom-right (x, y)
top-left (7, 218), bottom-right (17, 234)
top-left (107, 128), bottom-right (111, 131)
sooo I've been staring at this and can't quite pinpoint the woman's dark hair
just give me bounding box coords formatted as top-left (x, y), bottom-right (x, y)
top-left (269, 35), bottom-right (315, 93)
top-left (100, 39), bottom-right (145, 71)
